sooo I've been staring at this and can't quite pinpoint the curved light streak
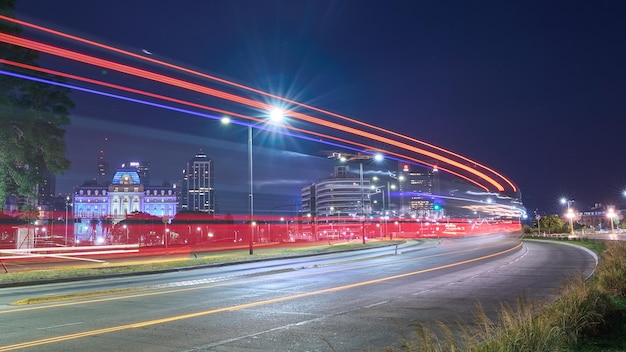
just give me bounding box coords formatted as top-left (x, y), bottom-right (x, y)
top-left (0, 62), bottom-right (490, 192)
top-left (0, 14), bottom-right (516, 192)
top-left (0, 33), bottom-right (507, 192)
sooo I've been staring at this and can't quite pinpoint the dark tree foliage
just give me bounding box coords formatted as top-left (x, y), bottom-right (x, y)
top-left (0, 0), bottom-right (74, 210)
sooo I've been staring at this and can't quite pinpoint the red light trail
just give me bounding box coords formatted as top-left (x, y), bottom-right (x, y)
top-left (0, 23), bottom-right (515, 193)
top-left (0, 58), bottom-right (491, 192)
top-left (0, 14), bottom-right (517, 193)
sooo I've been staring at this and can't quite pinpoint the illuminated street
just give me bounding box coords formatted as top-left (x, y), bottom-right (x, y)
top-left (0, 235), bottom-right (596, 351)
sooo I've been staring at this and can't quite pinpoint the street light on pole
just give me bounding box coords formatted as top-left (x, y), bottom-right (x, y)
top-left (607, 207), bottom-right (616, 235)
top-left (329, 206), bottom-right (335, 238)
top-left (566, 209), bottom-right (575, 235)
top-left (330, 151), bottom-right (383, 244)
top-left (371, 182), bottom-right (396, 239)
top-left (560, 198), bottom-right (575, 235)
top-left (221, 108), bottom-right (284, 255)
top-left (65, 196), bottom-right (71, 246)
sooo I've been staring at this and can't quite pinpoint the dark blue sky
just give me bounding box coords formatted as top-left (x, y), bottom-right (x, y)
top-left (12, 0), bottom-right (626, 215)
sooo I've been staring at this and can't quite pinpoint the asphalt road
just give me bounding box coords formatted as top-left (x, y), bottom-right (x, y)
top-left (0, 235), bottom-right (597, 351)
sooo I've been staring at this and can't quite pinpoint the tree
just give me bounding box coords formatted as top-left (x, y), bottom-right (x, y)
top-left (0, 1), bottom-right (74, 210)
top-left (539, 214), bottom-right (565, 234)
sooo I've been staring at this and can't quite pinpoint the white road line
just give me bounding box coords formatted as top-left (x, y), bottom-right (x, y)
top-left (36, 322), bottom-right (84, 330)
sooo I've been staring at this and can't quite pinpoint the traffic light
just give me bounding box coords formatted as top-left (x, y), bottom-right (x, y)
top-left (433, 203), bottom-right (441, 211)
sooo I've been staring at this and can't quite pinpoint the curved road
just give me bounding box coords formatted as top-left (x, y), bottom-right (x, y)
top-left (0, 235), bottom-right (596, 351)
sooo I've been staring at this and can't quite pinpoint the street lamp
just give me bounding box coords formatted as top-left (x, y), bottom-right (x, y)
top-left (222, 109), bottom-right (283, 255)
top-left (607, 208), bottom-right (616, 235)
top-left (560, 198), bottom-right (575, 235)
top-left (566, 209), bottom-right (575, 235)
top-left (329, 206), bottom-right (335, 238)
top-left (330, 151), bottom-right (383, 244)
top-left (64, 196), bottom-right (72, 246)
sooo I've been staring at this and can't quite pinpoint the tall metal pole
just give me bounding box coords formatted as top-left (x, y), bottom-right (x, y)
top-left (248, 125), bottom-right (254, 255)
top-left (387, 182), bottom-right (391, 239)
top-left (386, 182), bottom-right (391, 215)
top-left (65, 196), bottom-right (69, 246)
top-left (360, 162), bottom-right (365, 244)
top-left (380, 186), bottom-right (382, 216)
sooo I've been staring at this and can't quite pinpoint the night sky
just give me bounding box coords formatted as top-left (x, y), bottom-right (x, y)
top-left (10, 0), bottom-right (626, 215)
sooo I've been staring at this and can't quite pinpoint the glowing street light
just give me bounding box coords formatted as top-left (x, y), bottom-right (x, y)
top-left (607, 207), bottom-right (616, 235)
top-left (65, 195), bottom-right (71, 246)
top-left (331, 151), bottom-right (384, 244)
top-left (221, 109), bottom-right (284, 254)
top-left (560, 198), bottom-right (575, 235)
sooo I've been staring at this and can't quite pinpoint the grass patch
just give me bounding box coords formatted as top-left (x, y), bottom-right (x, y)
top-left (524, 235), bottom-right (607, 254)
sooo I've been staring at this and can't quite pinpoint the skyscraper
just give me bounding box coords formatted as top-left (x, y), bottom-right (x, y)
top-left (399, 162), bottom-right (437, 216)
top-left (36, 167), bottom-right (56, 209)
top-left (97, 149), bottom-right (109, 185)
top-left (180, 151), bottom-right (215, 213)
top-left (121, 161), bottom-right (151, 185)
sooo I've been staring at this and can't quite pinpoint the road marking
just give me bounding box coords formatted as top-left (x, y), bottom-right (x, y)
top-left (365, 300), bottom-right (389, 308)
top-left (36, 322), bottom-right (84, 330)
top-left (0, 242), bottom-right (522, 351)
top-left (6, 242), bottom-right (507, 307)
top-left (9, 268), bottom-right (297, 306)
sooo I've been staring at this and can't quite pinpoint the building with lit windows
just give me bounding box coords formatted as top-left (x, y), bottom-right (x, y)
top-left (121, 160), bottom-right (151, 185)
top-left (72, 167), bottom-right (176, 242)
top-left (301, 166), bottom-right (371, 217)
top-left (398, 162), bottom-right (439, 216)
top-left (180, 151), bottom-right (215, 213)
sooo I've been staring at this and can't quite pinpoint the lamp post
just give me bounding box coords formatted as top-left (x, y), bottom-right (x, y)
top-left (329, 206), bottom-right (335, 239)
top-left (65, 196), bottom-right (71, 246)
top-left (330, 151), bottom-right (383, 244)
top-left (566, 209), bottom-right (575, 235)
top-left (222, 109), bottom-right (283, 255)
top-left (247, 124), bottom-right (254, 254)
top-left (371, 182), bottom-right (396, 239)
top-left (560, 198), bottom-right (575, 235)
top-left (607, 208), bottom-right (616, 235)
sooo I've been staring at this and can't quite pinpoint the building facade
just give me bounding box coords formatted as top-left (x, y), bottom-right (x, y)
top-left (180, 151), bottom-right (215, 213)
top-left (301, 166), bottom-right (371, 217)
top-left (72, 168), bottom-right (176, 242)
top-left (398, 162), bottom-right (439, 217)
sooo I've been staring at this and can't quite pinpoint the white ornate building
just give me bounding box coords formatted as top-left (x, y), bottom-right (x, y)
top-left (72, 168), bottom-right (176, 242)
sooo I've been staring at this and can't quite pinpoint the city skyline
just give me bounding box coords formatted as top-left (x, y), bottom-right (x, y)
top-left (9, 1), bottom-right (626, 215)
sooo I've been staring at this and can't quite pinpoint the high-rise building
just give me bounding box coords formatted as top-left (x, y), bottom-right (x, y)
top-left (301, 166), bottom-right (371, 217)
top-left (180, 151), bottom-right (215, 213)
top-left (398, 162), bottom-right (438, 216)
top-left (121, 161), bottom-right (151, 185)
top-left (97, 149), bottom-right (109, 185)
top-left (36, 167), bottom-right (56, 209)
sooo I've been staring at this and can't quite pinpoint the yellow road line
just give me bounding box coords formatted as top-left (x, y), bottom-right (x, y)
top-left (0, 242), bottom-right (522, 351)
top-left (6, 241), bottom-right (509, 307)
